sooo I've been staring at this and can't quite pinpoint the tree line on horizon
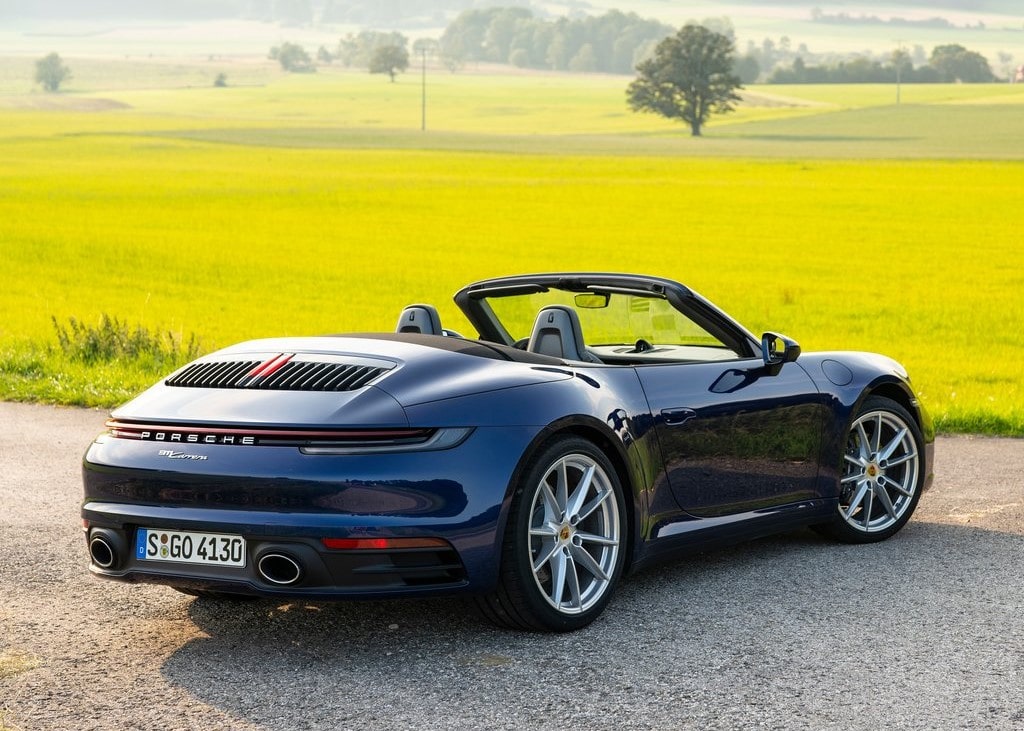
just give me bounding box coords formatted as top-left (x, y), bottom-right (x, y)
top-left (28, 4), bottom-right (1008, 92)
top-left (435, 7), bottom-right (673, 74)
top-left (320, 8), bottom-right (1002, 85)
top-left (768, 44), bottom-right (997, 84)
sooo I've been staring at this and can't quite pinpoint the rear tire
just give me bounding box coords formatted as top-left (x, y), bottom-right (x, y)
top-left (814, 396), bottom-right (925, 544)
top-left (476, 436), bottom-right (627, 632)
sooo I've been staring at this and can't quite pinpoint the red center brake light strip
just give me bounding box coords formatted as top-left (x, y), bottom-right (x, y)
top-left (246, 353), bottom-right (294, 379)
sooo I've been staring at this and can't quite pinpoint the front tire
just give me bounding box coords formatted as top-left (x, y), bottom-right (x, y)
top-left (476, 436), bottom-right (627, 632)
top-left (815, 396), bottom-right (925, 543)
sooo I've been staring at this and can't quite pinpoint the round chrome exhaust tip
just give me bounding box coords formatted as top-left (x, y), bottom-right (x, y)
top-left (257, 553), bottom-right (303, 586)
top-left (89, 536), bottom-right (116, 569)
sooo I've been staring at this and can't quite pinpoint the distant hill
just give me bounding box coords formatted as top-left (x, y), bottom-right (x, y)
top-left (721, 0), bottom-right (1019, 9)
top-left (3, 1), bottom-right (1022, 22)
top-left (0, 0), bottom-right (478, 22)
top-left (0, 0), bottom-right (247, 19)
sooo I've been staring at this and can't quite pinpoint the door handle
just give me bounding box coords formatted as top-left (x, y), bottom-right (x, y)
top-left (661, 408), bottom-right (697, 426)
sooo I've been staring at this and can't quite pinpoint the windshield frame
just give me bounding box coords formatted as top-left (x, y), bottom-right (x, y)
top-left (454, 273), bottom-right (760, 361)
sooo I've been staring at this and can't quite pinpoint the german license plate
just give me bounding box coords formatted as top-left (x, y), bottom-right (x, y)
top-left (135, 528), bottom-right (246, 567)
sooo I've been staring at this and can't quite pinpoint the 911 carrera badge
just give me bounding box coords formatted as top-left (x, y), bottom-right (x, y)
top-left (158, 449), bottom-right (208, 461)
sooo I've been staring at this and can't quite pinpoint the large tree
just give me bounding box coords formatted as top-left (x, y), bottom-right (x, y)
top-left (930, 44), bottom-right (996, 83)
top-left (369, 45), bottom-right (409, 82)
top-left (271, 42), bottom-right (314, 73)
top-left (35, 52), bottom-right (71, 92)
top-left (626, 24), bottom-right (741, 136)
top-left (337, 30), bottom-right (408, 68)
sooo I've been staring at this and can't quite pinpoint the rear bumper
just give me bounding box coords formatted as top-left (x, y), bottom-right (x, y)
top-left (81, 424), bottom-right (543, 598)
top-left (83, 512), bottom-right (469, 598)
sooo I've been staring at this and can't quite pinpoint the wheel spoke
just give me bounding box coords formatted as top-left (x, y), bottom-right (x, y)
top-left (873, 483), bottom-right (898, 519)
top-left (576, 530), bottom-right (618, 547)
top-left (885, 451), bottom-right (917, 469)
top-left (843, 482), bottom-right (869, 518)
top-left (549, 549), bottom-right (568, 605)
top-left (843, 453), bottom-right (865, 469)
top-left (555, 461), bottom-right (569, 516)
top-left (529, 524), bottom-right (558, 538)
top-left (532, 539), bottom-right (560, 573)
top-left (880, 475), bottom-right (914, 498)
top-left (879, 427), bottom-right (908, 462)
top-left (575, 487), bottom-right (611, 523)
top-left (565, 464), bottom-right (594, 520)
top-left (565, 550), bottom-right (582, 608)
top-left (539, 481), bottom-right (561, 523)
top-left (841, 471), bottom-right (864, 485)
top-left (863, 488), bottom-right (874, 528)
top-left (872, 413), bottom-right (883, 452)
top-left (570, 544), bottom-right (609, 581)
top-left (856, 422), bottom-right (873, 460)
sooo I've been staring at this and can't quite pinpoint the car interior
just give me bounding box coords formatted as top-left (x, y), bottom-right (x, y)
top-left (393, 302), bottom-right (741, 366)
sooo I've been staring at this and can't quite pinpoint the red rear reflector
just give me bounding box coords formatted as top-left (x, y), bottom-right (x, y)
top-left (321, 537), bottom-right (449, 550)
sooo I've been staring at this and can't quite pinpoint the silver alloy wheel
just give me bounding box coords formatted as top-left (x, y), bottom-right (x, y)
top-left (840, 408), bottom-right (920, 533)
top-left (527, 453), bottom-right (621, 615)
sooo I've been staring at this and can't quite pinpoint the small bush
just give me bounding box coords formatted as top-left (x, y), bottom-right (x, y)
top-left (52, 314), bottom-right (200, 369)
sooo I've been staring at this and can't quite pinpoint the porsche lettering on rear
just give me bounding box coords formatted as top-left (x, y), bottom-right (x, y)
top-left (145, 431), bottom-right (255, 445)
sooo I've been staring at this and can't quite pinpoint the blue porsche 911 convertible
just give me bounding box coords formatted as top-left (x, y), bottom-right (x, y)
top-left (82, 273), bottom-right (934, 631)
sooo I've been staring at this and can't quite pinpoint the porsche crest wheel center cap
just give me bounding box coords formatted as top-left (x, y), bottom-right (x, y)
top-left (867, 463), bottom-right (880, 478)
top-left (559, 525), bottom-right (572, 542)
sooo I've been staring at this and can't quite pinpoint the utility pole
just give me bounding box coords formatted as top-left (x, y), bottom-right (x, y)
top-left (894, 39), bottom-right (904, 106)
top-left (421, 47), bottom-right (427, 132)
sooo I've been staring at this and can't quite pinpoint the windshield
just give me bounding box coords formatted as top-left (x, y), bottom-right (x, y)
top-left (485, 289), bottom-right (730, 349)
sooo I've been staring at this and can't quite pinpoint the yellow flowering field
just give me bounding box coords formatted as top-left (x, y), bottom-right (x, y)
top-left (0, 71), bottom-right (1021, 432)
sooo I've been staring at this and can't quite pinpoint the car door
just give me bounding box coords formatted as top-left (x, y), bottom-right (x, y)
top-left (636, 358), bottom-right (828, 518)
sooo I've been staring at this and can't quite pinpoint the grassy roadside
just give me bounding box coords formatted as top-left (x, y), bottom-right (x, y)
top-left (1, 316), bottom-right (200, 408)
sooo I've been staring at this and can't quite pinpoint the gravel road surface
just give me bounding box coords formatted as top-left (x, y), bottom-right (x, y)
top-left (1, 401), bottom-right (1022, 730)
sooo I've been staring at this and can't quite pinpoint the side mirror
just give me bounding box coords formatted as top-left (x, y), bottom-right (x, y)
top-left (761, 332), bottom-right (800, 373)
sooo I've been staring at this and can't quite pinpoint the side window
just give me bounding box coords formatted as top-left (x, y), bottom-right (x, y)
top-left (623, 298), bottom-right (730, 350)
top-left (579, 296), bottom-right (744, 363)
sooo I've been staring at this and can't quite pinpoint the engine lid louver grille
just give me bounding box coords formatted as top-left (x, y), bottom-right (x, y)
top-left (166, 355), bottom-right (392, 392)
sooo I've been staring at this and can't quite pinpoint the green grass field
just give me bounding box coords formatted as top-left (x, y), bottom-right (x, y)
top-left (1, 63), bottom-right (1022, 434)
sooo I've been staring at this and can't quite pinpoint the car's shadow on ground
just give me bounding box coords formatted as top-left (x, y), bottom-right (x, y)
top-left (161, 521), bottom-right (1024, 728)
